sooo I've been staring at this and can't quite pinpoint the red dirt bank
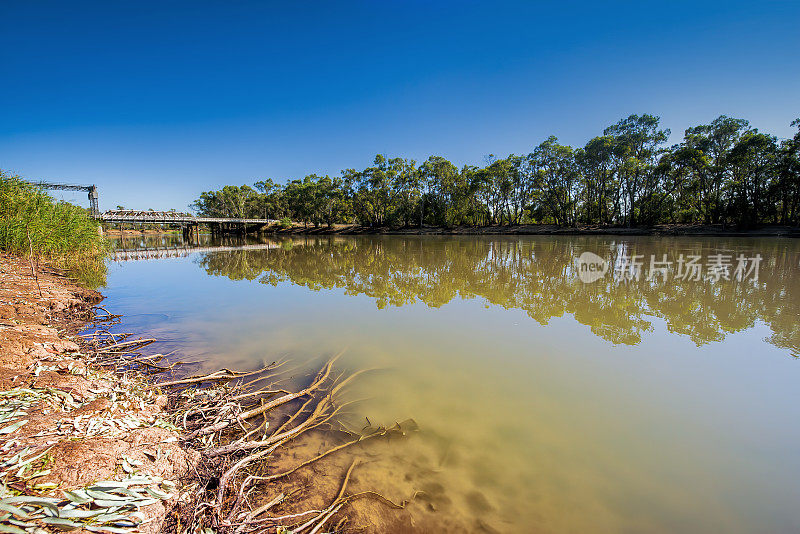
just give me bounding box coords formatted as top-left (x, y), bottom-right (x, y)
top-left (0, 253), bottom-right (197, 533)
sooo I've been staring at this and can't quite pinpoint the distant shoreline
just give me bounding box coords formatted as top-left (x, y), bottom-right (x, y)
top-left (102, 223), bottom-right (800, 239)
top-left (271, 223), bottom-right (800, 238)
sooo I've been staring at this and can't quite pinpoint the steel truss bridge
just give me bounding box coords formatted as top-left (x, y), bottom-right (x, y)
top-left (22, 181), bottom-right (277, 236)
top-left (99, 210), bottom-right (277, 237)
top-left (98, 210), bottom-right (276, 225)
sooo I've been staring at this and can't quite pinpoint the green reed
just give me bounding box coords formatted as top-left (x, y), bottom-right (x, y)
top-left (0, 170), bottom-right (108, 286)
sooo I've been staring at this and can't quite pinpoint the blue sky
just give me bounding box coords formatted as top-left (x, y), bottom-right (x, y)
top-left (1, 1), bottom-right (798, 211)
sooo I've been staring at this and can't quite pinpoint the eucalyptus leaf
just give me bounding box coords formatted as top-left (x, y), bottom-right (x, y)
top-left (62, 490), bottom-right (91, 505)
top-left (0, 503), bottom-right (29, 518)
top-left (86, 526), bottom-right (136, 533)
top-left (41, 517), bottom-right (84, 530)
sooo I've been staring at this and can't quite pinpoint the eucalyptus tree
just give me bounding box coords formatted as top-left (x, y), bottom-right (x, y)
top-left (340, 168), bottom-right (366, 224)
top-left (604, 114), bottom-right (670, 226)
top-left (361, 157), bottom-right (385, 226)
top-left (253, 178), bottom-right (288, 220)
top-left (419, 155), bottom-right (459, 226)
top-left (775, 119), bottom-right (800, 225)
top-left (392, 157), bottom-right (420, 227)
top-left (510, 154), bottom-right (540, 224)
top-left (633, 145), bottom-right (696, 225)
top-left (650, 143), bottom-right (708, 223)
top-left (487, 157), bottom-right (514, 224)
top-left (478, 154), bottom-right (532, 225)
top-left (282, 178), bottom-right (313, 226)
top-left (342, 155), bottom-right (411, 226)
top-left (531, 136), bottom-right (579, 226)
top-left (457, 164), bottom-right (485, 225)
top-left (502, 154), bottom-right (533, 224)
top-left (577, 136), bottom-right (617, 224)
top-left (682, 116), bottom-right (750, 224)
top-left (727, 131), bottom-right (779, 226)
top-left (191, 185), bottom-right (261, 218)
top-left (474, 156), bottom-right (503, 225)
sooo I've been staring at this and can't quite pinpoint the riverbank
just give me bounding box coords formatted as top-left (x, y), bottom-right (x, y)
top-left (0, 252), bottom-right (195, 533)
top-left (0, 252), bottom-right (423, 533)
top-left (271, 223), bottom-right (800, 238)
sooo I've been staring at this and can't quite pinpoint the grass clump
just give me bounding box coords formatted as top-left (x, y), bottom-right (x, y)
top-left (0, 170), bottom-right (108, 286)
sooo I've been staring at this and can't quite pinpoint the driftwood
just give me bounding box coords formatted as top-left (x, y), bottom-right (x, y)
top-left (184, 353), bottom-right (341, 439)
top-left (155, 363), bottom-right (279, 388)
top-left (96, 337), bottom-right (156, 351)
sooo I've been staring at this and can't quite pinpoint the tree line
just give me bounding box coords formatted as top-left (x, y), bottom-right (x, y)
top-left (191, 114), bottom-right (800, 228)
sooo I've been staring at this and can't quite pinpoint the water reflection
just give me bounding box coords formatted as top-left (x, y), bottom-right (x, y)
top-left (111, 234), bottom-right (279, 261)
top-left (187, 236), bottom-right (800, 355)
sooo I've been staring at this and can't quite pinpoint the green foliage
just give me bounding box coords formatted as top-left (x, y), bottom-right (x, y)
top-left (0, 170), bottom-right (108, 285)
top-left (192, 114), bottom-right (800, 229)
top-left (190, 184), bottom-right (262, 219)
top-left (279, 216), bottom-right (292, 228)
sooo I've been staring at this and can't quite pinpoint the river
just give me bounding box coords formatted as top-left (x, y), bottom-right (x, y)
top-left (103, 233), bottom-right (800, 533)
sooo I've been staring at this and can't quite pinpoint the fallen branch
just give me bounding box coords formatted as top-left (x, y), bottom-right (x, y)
top-left (155, 363), bottom-right (278, 388)
top-left (96, 338), bottom-right (156, 352)
top-left (186, 353), bottom-right (341, 439)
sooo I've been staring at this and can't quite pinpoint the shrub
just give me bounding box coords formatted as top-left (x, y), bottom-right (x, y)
top-left (0, 170), bottom-right (108, 285)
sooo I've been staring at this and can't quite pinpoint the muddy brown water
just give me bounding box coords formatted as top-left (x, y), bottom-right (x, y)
top-left (105, 234), bottom-right (800, 533)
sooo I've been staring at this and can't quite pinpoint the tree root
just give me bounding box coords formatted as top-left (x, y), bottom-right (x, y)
top-left (158, 352), bottom-right (416, 533)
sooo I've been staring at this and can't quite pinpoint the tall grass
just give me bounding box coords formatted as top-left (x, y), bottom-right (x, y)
top-left (0, 170), bottom-right (108, 286)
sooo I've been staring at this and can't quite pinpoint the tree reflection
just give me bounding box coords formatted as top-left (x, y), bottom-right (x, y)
top-left (198, 236), bottom-right (800, 355)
